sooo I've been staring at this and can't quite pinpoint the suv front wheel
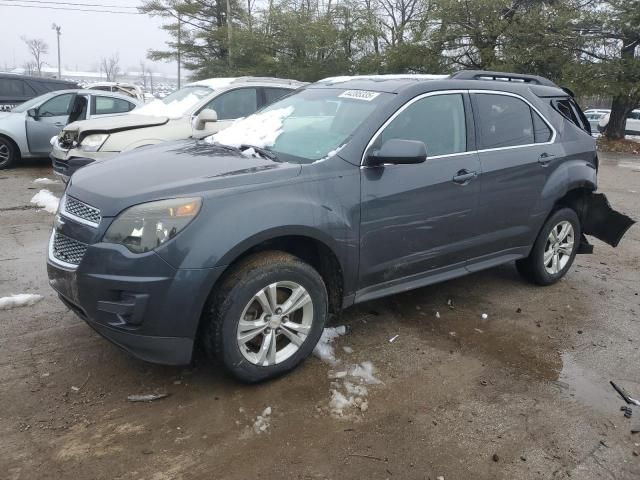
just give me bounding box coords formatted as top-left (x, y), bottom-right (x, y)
top-left (517, 207), bottom-right (581, 285)
top-left (204, 251), bottom-right (328, 383)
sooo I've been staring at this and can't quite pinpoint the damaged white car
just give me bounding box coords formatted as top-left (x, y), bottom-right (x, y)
top-left (51, 77), bottom-right (306, 181)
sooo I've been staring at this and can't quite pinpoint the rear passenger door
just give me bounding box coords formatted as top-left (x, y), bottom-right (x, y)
top-left (469, 91), bottom-right (561, 265)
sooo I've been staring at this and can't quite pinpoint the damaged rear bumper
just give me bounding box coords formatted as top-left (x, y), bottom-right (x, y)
top-left (582, 193), bottom-right (635, 248)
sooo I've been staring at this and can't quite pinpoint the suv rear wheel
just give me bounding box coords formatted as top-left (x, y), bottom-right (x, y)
top-left (0, 137), bottom-right (18, 169)
top-left (516, 207), bottom-right (580, 285)
top-left (204, 251), bottom-right (328, 383)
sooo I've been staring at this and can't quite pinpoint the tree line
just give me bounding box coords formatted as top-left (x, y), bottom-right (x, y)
top-left (148, 1), bottom-right (637, 138)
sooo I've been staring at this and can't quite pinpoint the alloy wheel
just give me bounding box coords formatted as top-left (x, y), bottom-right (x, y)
top-left (236, 281), bottom-right (314, 366)
top-left (543, 220), bottom-right (574, 275)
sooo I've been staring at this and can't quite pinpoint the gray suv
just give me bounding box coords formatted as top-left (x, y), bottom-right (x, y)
top-left (47, 71), bottom-right (634, 383)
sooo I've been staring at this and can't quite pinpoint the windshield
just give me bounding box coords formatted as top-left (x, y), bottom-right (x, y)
top-left (135, 85), bottom-right (213, 119)
top-left (11, 93), bottom-right (54, 113)
top-left (207, 88), bottom-right (392, 163)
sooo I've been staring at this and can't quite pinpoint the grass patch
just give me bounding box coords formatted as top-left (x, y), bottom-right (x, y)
top-left (597, 137), bottom-right (640, 155)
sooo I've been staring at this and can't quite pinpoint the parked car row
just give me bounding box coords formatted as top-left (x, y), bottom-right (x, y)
top-left (583, 107), bottom-right (640, 136)
top-left (44, 70), bottom-right (634, 382)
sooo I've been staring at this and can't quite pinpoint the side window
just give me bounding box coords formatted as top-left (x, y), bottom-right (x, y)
top-left (475, 94), bottom-right (534, 149)
top-left (375, 94), bottom-right (467, 157)
top-left (552, 98), bottom-right (590, 132)
top-left (93, 96), bottom-right (135, 115)
top-left (205, 88), bottom-right (258, 120)
top-left (264, 87), bottom-right (291, 106)
top-left (38, 93), bottom-right (74, 117)
top-left (532, 110), bottom-right (552, 143)
top-left (0, 79), bottom-right (25, 96)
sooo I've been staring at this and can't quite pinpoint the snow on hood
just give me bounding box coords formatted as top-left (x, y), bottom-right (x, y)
top-left (205, 106), bottom-right (294, 148)
top-left (135, 93), bottom-right (202, 120)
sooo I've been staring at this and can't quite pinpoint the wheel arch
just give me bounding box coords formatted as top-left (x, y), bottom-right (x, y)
top-left (0, 132), bottom-right (22, 157)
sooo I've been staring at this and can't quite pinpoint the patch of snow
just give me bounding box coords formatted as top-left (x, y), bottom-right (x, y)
top-left (30, 189), bottom-right (60, 214)
top-left (135, 93), bottom-right (202, 119)
top-left (33, 178), bottom-right (59, 185)
top-left (313, 144), bottom-right (346, 163)
top-left (313, 325), bottom-right (347, 365)
top-left (207, 106), bottom-right (294, 149)
top-left (342, 346), bottom-right (353, 354)
top-left (0, 294), bottom-right (43, 310)
top-left (349, 361), bottom-right (381, 385)
top-left (252, 406), bottom-right (272, 434)
top-left (435, 311), bottom-right (441, 318)
top-left (389, 334), bottom-right (399, 343)
top-left (481, 313), bottom-right (488, 319)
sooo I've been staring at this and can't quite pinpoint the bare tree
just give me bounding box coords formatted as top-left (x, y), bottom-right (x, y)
top-left (100, 54), bottom-right (121, 82)
top-left (22, 61), bottom-right (37, 76)
top-left (22, 37), bottom-right (48, 76)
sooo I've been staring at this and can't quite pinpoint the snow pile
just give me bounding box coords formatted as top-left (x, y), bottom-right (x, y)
top-left (135, 93), bottom-right (202, 119)
top-left (328, 362), bottom-right (381, 417)
top-left (206, 107), bottom-right (294, 149)
top-left (30, 190), bottom-right (60, 214)
top-left (313, 326), bottom-right (347, 365)
top-left (0, 294), bottom-right (43, 311)
top-left (252, 407), bottom-right (272, 434)
top-left (34, 178), bottom-right (59, 185)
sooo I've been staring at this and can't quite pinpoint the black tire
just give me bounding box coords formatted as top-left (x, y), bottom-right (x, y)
top-left (204, 251), bottom-right (328, 383)
top-left (516, 207), bottom-right (581, 286)
top-left (0, 136), bottom-right (19, 169)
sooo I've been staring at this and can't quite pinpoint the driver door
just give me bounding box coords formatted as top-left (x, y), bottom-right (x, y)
top-left (26, 92), bottom-right (74, 154)
top-left (358, 92), bottom-right (482, 296)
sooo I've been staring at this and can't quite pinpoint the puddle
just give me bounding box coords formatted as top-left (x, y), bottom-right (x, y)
top-left (555, 353), bottom-right (621, 414)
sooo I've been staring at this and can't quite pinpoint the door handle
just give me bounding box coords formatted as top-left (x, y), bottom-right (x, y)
top-left (452, 169), bottom-right (478, 185)
top-left (54, 122), bottom-right (64, 127)
top-left (538, 152), bottom-right (555, 166)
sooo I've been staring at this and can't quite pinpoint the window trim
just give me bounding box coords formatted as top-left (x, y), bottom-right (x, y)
top-left (470, 90), bottom-right (557, 153)
top-left (361, 90), bottom-right (473, 165)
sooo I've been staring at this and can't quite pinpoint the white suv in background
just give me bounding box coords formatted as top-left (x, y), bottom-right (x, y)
top-left (597, 109), bottom-right (640, 136)
top-left (51, 77), bottom-right (306, 180)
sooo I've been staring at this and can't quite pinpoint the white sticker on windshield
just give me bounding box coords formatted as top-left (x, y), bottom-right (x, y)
top-left (338, 90), bottom-right (381, 102)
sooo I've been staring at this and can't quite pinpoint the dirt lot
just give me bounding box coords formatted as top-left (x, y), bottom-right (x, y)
top-left (1, 154), bottom-right (639, 480)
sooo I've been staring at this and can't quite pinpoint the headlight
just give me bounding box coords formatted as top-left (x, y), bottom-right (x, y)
top-left (78, 133), bottom-right (109, 152)
top-left (103, 198), bottom-right (202, 253)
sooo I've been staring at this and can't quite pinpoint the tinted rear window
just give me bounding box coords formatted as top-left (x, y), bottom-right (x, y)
top-left (475, 94), bottom-right (534, 149)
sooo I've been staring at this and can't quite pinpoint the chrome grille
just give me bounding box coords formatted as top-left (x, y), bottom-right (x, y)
top-left (52, 231), bottom-right (88, 266)
top-left (63, 196), bottom-right (101, 226)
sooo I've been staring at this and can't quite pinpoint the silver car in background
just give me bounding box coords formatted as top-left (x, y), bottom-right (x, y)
top-left (0, 89), bottom-right (142, 169)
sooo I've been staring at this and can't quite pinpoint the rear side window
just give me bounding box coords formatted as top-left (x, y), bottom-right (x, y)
top-left (552, 98), bottom-right (590, 132)
top-left (0, 78), bottom-right (25, 96)
top-left (375, 93), bottom-right (467, 157)
top-left (92, 96), bottom-right (136, 115)
top-left (475, 94), bottom-right (534, 149)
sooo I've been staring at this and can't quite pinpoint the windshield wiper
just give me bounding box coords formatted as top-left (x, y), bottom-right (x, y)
top-left (240, 144), bottom-right (279, 161)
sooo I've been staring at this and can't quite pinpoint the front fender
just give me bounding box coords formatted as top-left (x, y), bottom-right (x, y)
top-left (0, 128), bottom-right (26, 155)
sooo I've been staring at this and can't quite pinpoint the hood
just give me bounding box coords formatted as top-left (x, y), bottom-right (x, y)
top-left (68, 140), bottom-right (302, 217)
top-left (64, 114), bottom-right (170, 135)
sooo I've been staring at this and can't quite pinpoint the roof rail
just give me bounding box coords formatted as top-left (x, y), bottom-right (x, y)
top-left (450, 70), bottom-right (558, 88)
top-left (231, 76), bottom-right (307, 86)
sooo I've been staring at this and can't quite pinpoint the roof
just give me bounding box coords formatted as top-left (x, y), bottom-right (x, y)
top-left (311, 71), bottom-right (567, 96)
top-left (38, 89), bottom-right (144, 104)
top-left (187, 77), bottom-right (307, 89)
top-left (0, 72), bottom-right (78, 85)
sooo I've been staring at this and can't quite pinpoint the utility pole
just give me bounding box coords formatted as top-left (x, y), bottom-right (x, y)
top-left (52, 23), bottom-right (61, 78)
top-left (226, 0), bottom-right (232, 66)
top-left (177, 14), bottom-right (181, 88)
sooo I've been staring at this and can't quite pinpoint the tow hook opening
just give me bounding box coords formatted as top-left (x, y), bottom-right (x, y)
top-left (582, 193), bottom-right (635, 248)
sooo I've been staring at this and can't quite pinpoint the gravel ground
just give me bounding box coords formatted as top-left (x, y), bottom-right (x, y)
top-left (1, 154), bottom-right (639, 480)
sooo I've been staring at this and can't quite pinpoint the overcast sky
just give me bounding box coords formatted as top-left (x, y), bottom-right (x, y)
top-left (0, 1), bottom-right (178, 75)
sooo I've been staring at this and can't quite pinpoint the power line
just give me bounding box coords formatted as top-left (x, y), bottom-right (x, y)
top-left (0, 1), bottom-right (141, 14)
top-left (3, 0), bottom-right (138, 8)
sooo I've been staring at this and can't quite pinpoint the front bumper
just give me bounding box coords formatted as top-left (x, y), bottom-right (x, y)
top-left (50, 144), bottom-right (115, 181)
top-left (47, 228), bottom-right (224, 365)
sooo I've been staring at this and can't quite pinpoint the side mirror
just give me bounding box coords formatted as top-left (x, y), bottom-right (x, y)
top-left (194, 108), bottom-right (218, 130)
top-left (27, 108), bottom-right (39, 119)
top-left (366, 139), bottom-right (427, 166)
